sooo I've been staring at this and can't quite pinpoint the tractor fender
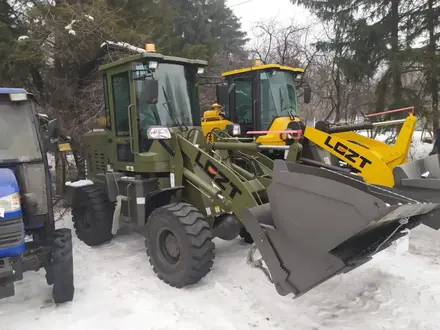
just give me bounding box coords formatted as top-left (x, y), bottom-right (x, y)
top-left (145, 186), bottom-right (185, 221)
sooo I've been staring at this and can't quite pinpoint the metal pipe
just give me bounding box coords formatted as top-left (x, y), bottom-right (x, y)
top-left (231, 163), bottom-right (255, 180)
top-left (327, 118), bottom-right (406, 133)
top-left (365, 106), bottom-right (414, 117)
top-left (212, 142), bottom-right (291, 152)
top-left (183, 168), bottom-right (220, 198)
top-left (258, 145), bottom-right (290, 151)
top-left (246, 129), bottom-right (302, 139)
top-left (371, 119), bottom-right (406, 127)
top-left (327, 122), bottom-right (374, 133)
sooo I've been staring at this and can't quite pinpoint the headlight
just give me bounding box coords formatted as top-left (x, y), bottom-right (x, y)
top-left (9, 93), bottom-right (27, 101)
top-left (0, 193), bottom-right (21, 212)
top-left (147, 126), bottom-right (172, 140)
top-left (197, 67), bottom-right (205, 75)
top-left (226, 124), bottom-right (241, 136)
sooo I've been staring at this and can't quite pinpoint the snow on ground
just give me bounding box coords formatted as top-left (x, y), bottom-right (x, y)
top-left (2, 213), bottom-right (440, 330)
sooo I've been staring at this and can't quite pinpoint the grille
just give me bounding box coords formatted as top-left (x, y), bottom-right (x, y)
top-left (0, 218), bottom-right (24, 249)
top-left (90, 149), bottom-right (106, 172)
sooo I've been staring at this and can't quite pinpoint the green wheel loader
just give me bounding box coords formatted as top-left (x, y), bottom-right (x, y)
top-left (65, 46), bottom-right (440, 298)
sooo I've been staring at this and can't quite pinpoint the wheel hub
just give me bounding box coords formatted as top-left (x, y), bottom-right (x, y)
top-left (158, 229), bottom-right (180, 264)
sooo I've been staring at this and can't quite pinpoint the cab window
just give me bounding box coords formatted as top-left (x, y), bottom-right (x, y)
top-left (234, 79), bottom-right (253, 124)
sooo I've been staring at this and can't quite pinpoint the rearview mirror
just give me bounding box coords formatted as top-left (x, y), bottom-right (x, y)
top-left (145, 79), bottom-right (159, 104)
top-left (303, 84), bottom-right (311, 104)
top-left (47, 119), bottom-right (60, 140)
top-left (216, 83), bottom-right (229, 105)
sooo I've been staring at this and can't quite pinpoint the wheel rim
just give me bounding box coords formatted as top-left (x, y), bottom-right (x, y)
top-left (158, 228), bottom-right (181, 265)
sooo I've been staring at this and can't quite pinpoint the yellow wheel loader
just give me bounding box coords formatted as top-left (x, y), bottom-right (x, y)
top-left (63, 44), bottom-right (440, 298)
top-left (201, 62), bottom-right (419, 187)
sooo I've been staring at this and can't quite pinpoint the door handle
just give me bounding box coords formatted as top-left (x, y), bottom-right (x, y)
top-left (127, 104), bottom-right (135, 154)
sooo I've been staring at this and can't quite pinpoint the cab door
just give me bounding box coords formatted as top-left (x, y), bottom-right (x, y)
top-left (107, 69), bottom-right (138, 172)
top-left (226, 71), bottom-right (261, 135)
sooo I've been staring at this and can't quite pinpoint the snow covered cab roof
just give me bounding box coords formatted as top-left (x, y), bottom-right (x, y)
top-left (99, 51), bottom-right (208, 72)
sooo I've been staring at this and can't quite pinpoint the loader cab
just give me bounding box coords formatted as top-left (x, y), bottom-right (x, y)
top-left (94, 47), bottom-right (207, 174)
top-left (219, 63), bottom-right (309, 143)
top-left (0, 88), bottom-right (57, 232)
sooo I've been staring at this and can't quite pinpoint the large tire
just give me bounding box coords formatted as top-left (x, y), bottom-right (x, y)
top-left (51, 228), bottom-right (74, 304)
top-left (71, 185), bottom-right (114, 246)
top-left (239, 227), bottom-right (254, 244)
top-left (145, 202), bottom-right (215, 288)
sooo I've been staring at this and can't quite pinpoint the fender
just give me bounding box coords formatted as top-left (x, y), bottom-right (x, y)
top-left (145, 186), bottom-right (185, 220)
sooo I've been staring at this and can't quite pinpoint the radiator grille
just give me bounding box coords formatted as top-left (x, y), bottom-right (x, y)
top-left (89, 149), bottom-right (106, 172)
top-left (0, 218), bottom-right (24, 249)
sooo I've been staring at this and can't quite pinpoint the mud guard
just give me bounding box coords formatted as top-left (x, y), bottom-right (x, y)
top-left (242, 160), bottom-right (440, 298)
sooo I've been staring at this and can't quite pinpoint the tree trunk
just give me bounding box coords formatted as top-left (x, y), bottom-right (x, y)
top-left (390, 0), bottom-right (402, 106)
top-left (427, 0), bottom-right (439, 133)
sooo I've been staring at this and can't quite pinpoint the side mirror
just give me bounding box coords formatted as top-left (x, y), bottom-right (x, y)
top-left (303, 84), bottom-right (311, 104)
top-left (216, 83), bottom-right (229, 105)
top-left (47, 119), bottom-right (60, 140)
top-left (145, 79), bottom-right (159, 104)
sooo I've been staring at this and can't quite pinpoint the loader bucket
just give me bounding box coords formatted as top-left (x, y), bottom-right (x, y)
top-left (393, 154), bottom-right (440, 208)
top-left (242, 160), bottom-right (440, 298)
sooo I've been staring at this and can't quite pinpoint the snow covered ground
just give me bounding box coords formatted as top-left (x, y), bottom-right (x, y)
top-left (2, 214), bottom-right (440, 330)
top-left (1, 130), bottom-right (440, 330)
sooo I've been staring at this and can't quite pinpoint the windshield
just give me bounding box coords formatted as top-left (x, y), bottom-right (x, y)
top-left (134, 62), bottom-right (201, 134)
top-left (0, 97), bottom-right (42, 162)
top-left (260, 70), bottom-right (298, 130)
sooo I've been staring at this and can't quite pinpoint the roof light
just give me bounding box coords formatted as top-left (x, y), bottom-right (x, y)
top-left (253, 59), bottom-right (263, 66)
top-left (145, 44), bottom-right (156, 52)
top-left (9, 93), bottom-right (27, 102)
top-left (149, 61), bottom-right (158, 69)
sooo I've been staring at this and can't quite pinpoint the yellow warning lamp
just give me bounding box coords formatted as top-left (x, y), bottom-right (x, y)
top-left (252, 59), bottom-right (263, 66)
top-left (145, 44), bottom-right (156, 53)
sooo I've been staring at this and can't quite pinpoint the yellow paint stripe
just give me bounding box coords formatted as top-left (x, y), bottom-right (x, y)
top-left (222, 64), bottom-right (305, 77)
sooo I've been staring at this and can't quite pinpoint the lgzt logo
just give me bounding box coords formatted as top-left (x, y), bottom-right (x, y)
top-left (195, 151), bottom-right (242, 199)
top-left (324, 136), bottom-right (372, 169)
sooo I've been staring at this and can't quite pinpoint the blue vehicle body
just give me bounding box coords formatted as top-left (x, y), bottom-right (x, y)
top-left (0, 168), bottom-right (25, 258)
top-left (0, 86), bottom-right (74, 304)
top-left (0, 88), bottom-right (27, 94)
top-left (0, 88), bottom-right (28, 260)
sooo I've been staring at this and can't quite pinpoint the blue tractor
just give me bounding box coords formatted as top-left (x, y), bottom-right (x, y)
top-left (0, 88), bottom-right (74, 304)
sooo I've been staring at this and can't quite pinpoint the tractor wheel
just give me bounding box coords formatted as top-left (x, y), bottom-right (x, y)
top-left (145, 202), bottom-right (215, 288)
top-left (45, 266), bottom-right (53, 285)
top-left (72, 185), bottom-right (114, 246)
top-left (51, 228), bottom-right (74, 304)
top-left (239, 227), bottom-right (254, 244)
